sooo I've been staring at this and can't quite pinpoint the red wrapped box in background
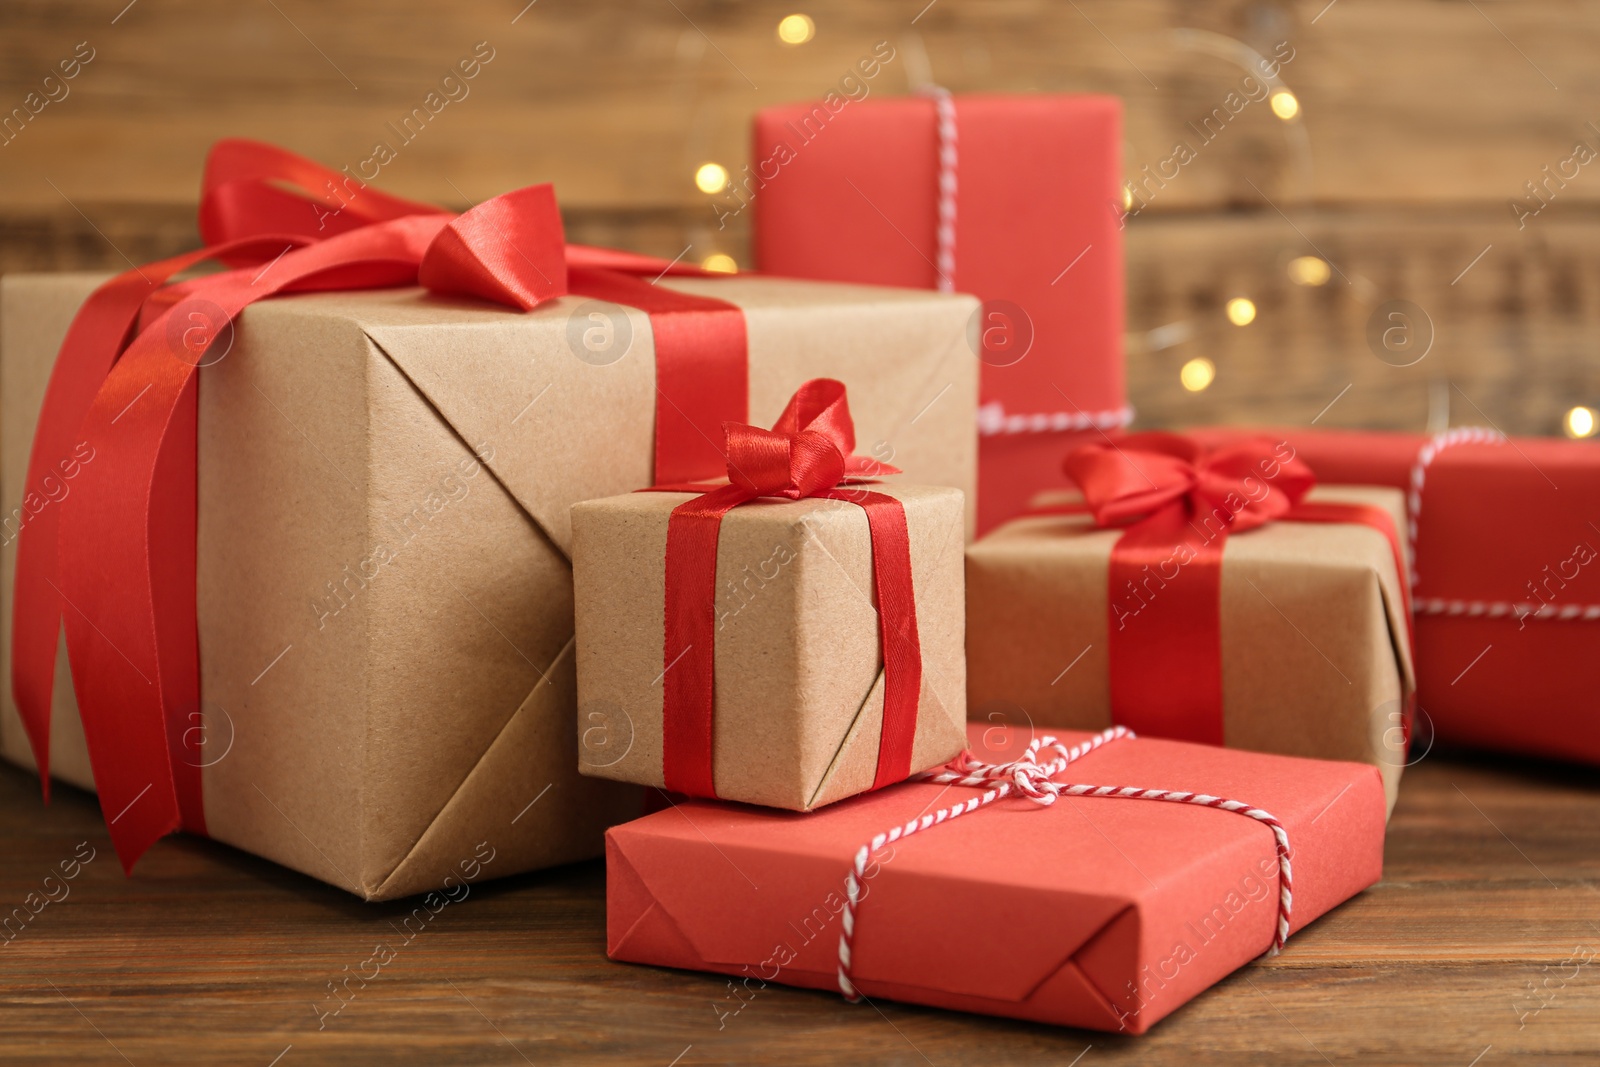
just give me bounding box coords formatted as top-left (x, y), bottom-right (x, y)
top-left (1197, 427), bottom-right (1600, 766)
top-left (608, 724), bottom-right (1384, 1033)
top-left (753, 93), bottom-right (1127, 534)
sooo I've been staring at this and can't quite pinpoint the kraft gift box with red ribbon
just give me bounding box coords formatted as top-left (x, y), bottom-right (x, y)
top-left (965, 433), bottom-right (1416, 813)
top-left (0, 140), bottom-right (979, 899)
top-left (606, 721), bottom-right (1386, 1033)
top-left (751, 92), bottom-right (1126, 535)
top-left (1194, 426), bottom-right (1600, 767)
top-left (572, 380), bottom-right (966, 810)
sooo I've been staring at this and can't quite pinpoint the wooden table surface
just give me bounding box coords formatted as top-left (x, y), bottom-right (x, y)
top-left (1, 745), bottom-right (1597, 1067)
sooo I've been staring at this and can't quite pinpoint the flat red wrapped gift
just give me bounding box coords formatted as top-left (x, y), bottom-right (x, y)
top-left (1193, 427), bottom-right (1600, 766)
top-left (752, 92), bottom-right (1126, 535)
top-left (607, 723), bottom-right (1384, 1033)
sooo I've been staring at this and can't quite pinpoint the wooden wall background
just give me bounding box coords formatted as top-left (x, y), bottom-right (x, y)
top-left (2, 0), bottom-right (1599, 437)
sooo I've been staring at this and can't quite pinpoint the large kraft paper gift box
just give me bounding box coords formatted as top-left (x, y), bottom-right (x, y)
top-left (1203, 426), bottom-right (1600, 766)
top-left (753, 92), bottom-right (1127, 535)
top-left (965, 435), bottom-right (1415, 813)
top-left (572, 381), bottom-right (967, 810)
top-left (0, 266), bottom-right (977, 896)
top-left (607, 721), bottom-right (1386, 1033)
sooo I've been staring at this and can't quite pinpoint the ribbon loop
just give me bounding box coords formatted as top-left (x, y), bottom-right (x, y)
top-left (418, 184), bottom-right (568, 310)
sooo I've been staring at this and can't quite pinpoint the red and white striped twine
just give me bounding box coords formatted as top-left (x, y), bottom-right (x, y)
top-left (836, 727), bottom-right (1295, 1003)
top-left (1405, 428), bottom-right (1600, 621)
top-left (917, 85), bottom-right (958, 294)
top-left (1407, 427), bottom-right (1504, 594)
top-left (977, 400), bottom-right (1136, 437)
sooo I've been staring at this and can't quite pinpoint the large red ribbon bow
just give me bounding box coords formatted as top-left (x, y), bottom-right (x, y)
top-left (13, 139), bottom-right (750, 872)
top-left (1057, 432), bottom-right (1410, 745)
top-left (654, 379), bottom-right (923, 798)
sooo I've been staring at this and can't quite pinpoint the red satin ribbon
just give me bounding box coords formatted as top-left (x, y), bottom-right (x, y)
top-left (648, 379), bottom-right (923, 799)
top-left (1054, 433), bottom-right (1412, 746)
top-left (13, 138), bottom-right (749, 872)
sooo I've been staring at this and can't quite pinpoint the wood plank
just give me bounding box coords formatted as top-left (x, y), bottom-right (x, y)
top-left (3, 2), bottom-right (1600, 210)
top-left (1, 741), bottom-right (1597, 1065)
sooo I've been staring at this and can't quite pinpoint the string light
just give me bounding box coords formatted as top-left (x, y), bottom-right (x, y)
top-left (1287, 256), bottom-right (1331, 286)
top-left (776, 14), bottom-right (815, 45)
top-left (1121, 185), bottom-right (1134, 211)
top-left (694, 162), bottom-right (729, 194)
top-left (1180, 357), bottom-right (1216, 392)
top-left (1565, 405), bottom-right (1598, 439)
top-left (1269, 89), bottom-right (1300, 121)
top-left (1225, 297), bottom-right (1257, 326)
top-left (700, 253), bottom-right (738, 273)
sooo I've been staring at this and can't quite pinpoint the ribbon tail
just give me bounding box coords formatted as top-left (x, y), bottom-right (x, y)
top-left (11, 248), bottom-right (233, 798)
top-left (58, 343), bottom-right (195, 873)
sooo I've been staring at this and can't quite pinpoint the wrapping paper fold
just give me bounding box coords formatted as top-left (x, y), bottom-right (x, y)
top-left (753, 93), bottom-right (1125, 533)
top-left (607, 723), bottom-right (1386, 1033)
top-left (966, 485), bottom-right (1414, 812)
top-left (0, 272), bottom-right (978, 898)
top-left (1202, 427), bottom-right (1600, 765)
top-left (572, 484), bottom-right (967, 809)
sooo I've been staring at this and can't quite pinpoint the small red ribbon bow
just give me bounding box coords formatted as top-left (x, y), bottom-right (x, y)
top-left (1064, 431), bottom-right (1314, 535)
top-left (655, 379), bottom-right (922, 799)
top-left (1043, 432), bottom-right (1409, 748)
top-left (722, 378), bottom-right (899, 499)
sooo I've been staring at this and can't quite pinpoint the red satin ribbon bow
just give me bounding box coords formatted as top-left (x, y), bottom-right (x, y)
top-left (655, 379), bottom-right (923, 798)
top-left (1059, 432), bottom-right (1411, 746)
top-left (13, 139), bottom-right (749, 872)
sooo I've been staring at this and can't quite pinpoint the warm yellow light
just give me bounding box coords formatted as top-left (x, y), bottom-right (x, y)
top-left (1287, 255), bottom-right (1331, 286)
top-left (1121, 185), bottom-right (1134, 211)
top-left (1225, 297), bottom-right (1257, 326)
top-left (776, 14), bottom-right (815, 45)
top-left (1269, 89), bottom-right (1300, 121)
top-left (694, 162), bottom-right (729, 194)
top-left (1180, 357), bottom-right (1216, 392)
top-left (1565, 405), bottom-right (1598, 439)
top-left (701, 253), bottom-right (738, 274)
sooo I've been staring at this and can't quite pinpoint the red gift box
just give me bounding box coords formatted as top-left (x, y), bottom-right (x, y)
top-left (752, 92), bottom-right (1127, 535)
top-left (1194, 427), bottom-right (1600, 766)
top-left (607, 723), bottom-right (1384, 1033)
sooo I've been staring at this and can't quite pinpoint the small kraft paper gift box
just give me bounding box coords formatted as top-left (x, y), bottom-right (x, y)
top-left (965, 433), bottom-right (1415, 812)
top-left (573, 380), bottom-right (967, 810)
top-left (752, 90), bottom-right (1127, 534)
top-left (1205, 426), bottom-right (1600, 766)
top-left (0, 141), bottom-right (978, 897)
top-left (607, 721), bottom-right (1387, 1033)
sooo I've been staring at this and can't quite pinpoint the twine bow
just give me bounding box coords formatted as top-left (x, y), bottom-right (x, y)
top-left (836, 726), bottom-right (1298, 1006)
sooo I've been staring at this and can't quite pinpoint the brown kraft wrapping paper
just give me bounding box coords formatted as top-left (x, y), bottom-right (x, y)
top-left (572, 483), bottom-right (967, 810)
top-left (0, 271), bottom-right (978, 899)
top-left (965, 485), bottom-right (1414, 813)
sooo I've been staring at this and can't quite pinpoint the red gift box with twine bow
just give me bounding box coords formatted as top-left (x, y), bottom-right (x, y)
top-left (572, 379), bottom-right (967, 810)
top-left (607, 721), bottom-right (1385, 1033)
top-left (752, 92), bottom-right (1126, 535)
top-left (0, 140), bottom-right (978, 897)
